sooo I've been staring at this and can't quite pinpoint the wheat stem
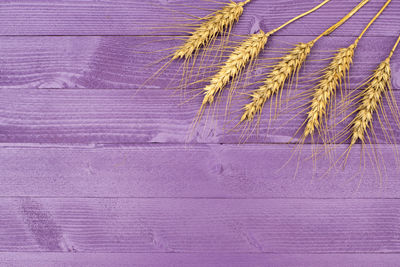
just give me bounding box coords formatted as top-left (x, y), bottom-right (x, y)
top-left (313, 0), bottom-right (370, 42)
top-left (268, 0), bottom-right (331, 35)
top-left (355, 0), bottom-right (391, 43)
top-left (389, 34), bottom-right (400, 58)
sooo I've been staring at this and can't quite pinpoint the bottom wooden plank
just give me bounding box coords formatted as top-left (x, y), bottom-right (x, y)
top-left (0, 253), bottom-right (399, 267)
top-left (0, 198), bottom-right (400, 253)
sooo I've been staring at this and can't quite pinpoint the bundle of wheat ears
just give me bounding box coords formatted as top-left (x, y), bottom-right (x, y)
top-left (150, 0), bottom-right (399, 172)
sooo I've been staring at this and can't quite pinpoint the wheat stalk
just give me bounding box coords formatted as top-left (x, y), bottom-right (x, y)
top-left (239, 0), bottom-right (369, 124)
top-left (199, 0), bottom-right (332, 110)
top-left (240, 41), bottom-right (314, 122)
top-left (172, 0), bottom-right (251, 61)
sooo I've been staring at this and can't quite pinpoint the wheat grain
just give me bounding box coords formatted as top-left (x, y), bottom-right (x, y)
top-left (172, 1), bottom-right (250, 61)
top-left (240, 41), bottom-right (314, 122)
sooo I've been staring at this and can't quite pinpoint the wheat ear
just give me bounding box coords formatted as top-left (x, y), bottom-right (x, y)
top-left (303, 44), bottom-right (356, 138)
top-left (239, 0), bottom-right (370, 123)
top-left (302, 0), bottom-right (390, 139)
top-left (202, 31), bottom-right (269, 105)
top-left (172, 0), bottom-right (251, 60)
top-left (349, 59), bottom-right (391, 145)
top-left (199, 0), bottom-right (331, 108)
top-left (350, 35), bottom-right (399, 146)
top-left (240, 41), bottom-right (314, 122)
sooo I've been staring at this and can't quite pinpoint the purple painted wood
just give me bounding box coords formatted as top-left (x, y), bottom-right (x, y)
top-left (1, 144), bottom-right (400, 198)
top-left (0, 197), bottom-right (399, 253)
top-left (0, 0), bottom-right (398, 36)
top-left (1, 0), bottom-right (400, 265)
top-left (2, 88), bottom-right (400, 144)
top-left (0, 253), bottom-right (399, 267)
top-left (0, 36), bottom-right (398, 89)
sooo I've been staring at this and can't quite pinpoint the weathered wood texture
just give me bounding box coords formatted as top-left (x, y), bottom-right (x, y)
top-left (0, 0), bottom-right (398, 36)
top-left (0, 253), bottom-right (399, 267)
top-left (1, 144), bottom-right (399, 198)
top-left (0, 197), bottom-right (399, 253)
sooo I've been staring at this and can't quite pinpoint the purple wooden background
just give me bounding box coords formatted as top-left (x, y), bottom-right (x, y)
top-left (1, 0), bottom-right (400, 266)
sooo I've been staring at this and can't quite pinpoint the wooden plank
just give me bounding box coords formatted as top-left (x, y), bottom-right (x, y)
top-left (0, 197), bottom-right (400, 252)
top-left (2, 87), bottom-right (400, 144)
top-left (1, 252), bottom-right (400, 267)
top-left (1, 144), bottom-right (399, 198)
top-left (0, 0), bottom-right (398, 36)
top-left (0, 36), bottom-right (398, 89)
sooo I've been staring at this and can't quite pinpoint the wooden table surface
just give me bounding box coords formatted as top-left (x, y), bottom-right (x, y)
top-left (1, 0), bottom-right (400, 266)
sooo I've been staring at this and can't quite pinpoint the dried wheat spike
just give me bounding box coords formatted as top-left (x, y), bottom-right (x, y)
top-left (303, 43), bottom-right (356, 138)
top-left (350, 58), bottom-right (391, 145)
top-left (172, 1), bottom-right (250, 60)
top-left (240, 41), bottom-right (315, 122)
top-left (202, 31), bottom-right (269, 105)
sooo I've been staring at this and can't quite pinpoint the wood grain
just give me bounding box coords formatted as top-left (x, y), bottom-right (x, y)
top-left (1, 252), bottom-right (399, 267)
top-left (2, 0), bottom-right (400, 263)
top-left (1, 144), bottom-right (399, 198)
top-left (2, 88), bottom-right (400, 144)
top-left (0, 197), bottom-right (399, 253)
top-left (0, 36), bottom-right (398, 89)
top-left (0, 0), bottom-right (398, 36)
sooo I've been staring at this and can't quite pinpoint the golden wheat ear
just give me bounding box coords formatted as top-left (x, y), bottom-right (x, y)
top-left (172, 0), bottom-right (251, 61)
top-left (240, 41), bottom-right (315, 124)
top-left (327, 58), bottom-right (393, 185)
top-left (141, 0), bottom-right (253, 92)
top-left (302, 44), bottom-right (356, 141)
